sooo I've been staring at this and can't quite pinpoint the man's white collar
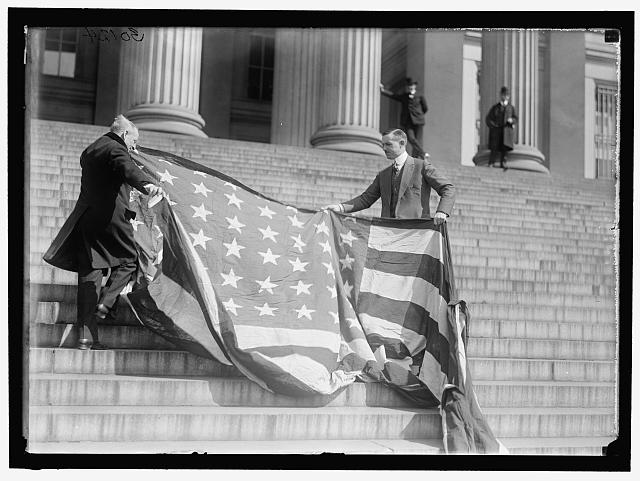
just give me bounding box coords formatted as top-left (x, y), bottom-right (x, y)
top-left (393, 151), bottom-right (409, 168)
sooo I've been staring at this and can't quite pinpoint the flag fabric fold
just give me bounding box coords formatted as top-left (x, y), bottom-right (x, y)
top-left (124, 146), bottom-right (504, 453)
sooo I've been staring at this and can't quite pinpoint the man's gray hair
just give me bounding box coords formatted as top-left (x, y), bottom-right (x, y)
top-left (382, 128), bottom-right (407, 143)
top-left (110, 114), bottom-right (137, 135)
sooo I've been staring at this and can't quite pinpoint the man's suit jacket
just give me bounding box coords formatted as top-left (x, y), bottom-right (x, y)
top-left (44, 132), bottom-right (152, 272)
top-left (343, 156), bottom-right (455, 219)
top-left (389, 92), bottom-right (428, 126)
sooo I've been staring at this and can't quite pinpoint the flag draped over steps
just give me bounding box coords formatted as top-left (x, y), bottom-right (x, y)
top-left (125, 146), bottom-right (503, 454)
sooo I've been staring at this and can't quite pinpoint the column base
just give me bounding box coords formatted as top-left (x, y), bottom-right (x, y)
top-left (125, 104), bottom-right (207, 138)
top-left (310, 125), bottom-right (384, 157)
top-left (473, 145), bottom-right (549, 174)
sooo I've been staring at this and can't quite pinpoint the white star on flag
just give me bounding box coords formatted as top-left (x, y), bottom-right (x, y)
top-left (322, 261), bottom-right (335, 278)
top-left (157, 169), bottom-right (178, 185)
top-left (223, 298), bottom-right (242, 316)
top-left (193, 171), bottom-right (207, 177)
top-left (226, 215), bottom-right (246, 234)
top-left (290, 280), bottom-right (312, 296)
top-left (288, 215), bottom-right (304, 228)
top-left (346, 317), bottom-right (360, 329)
top-left (256, 276), bottom-right (278, 294)
top-left (221, 269), bottom-right (243, 288)
top-left (295, 304), bottom-right (315, 320)
top-left (192, 182), bottom-right (213, 197)
top-left (290, 234), bottom-right (306, 253)
top-left (329, 311), bottom-right (339, 324)
top-left (258, 225), bottom-right (279, 242)
top-left (314, 221), bottom-right (329, 235)
top-left (339, 253), bottom-right (355, 270)
top-left (340, 230), bottom-right (357, 247)
top-left (130, 218), bottom-right (144, 231)
top-left (326, 285), bottom-right (337, 298)
top-left (319, 240), bottom-right (331, 254)
top-left (343, 280), bottom-right (353, 297)
top-left (190, 229), bottom-right (212, 250)
top-left (258, 248), bottom-right (281, 265)
top-left (289, 257), bottom-right (308, 272)
top-left (223, 238), bottom-right (245, 258)
top-left (224, 181), bottom-right (238, 191)
top-left (224, 192), bottom-right (244, 209)
top-left (258, 205), bottom-right (276, 219)
top-left (191, 203), bottom-right (212, 222)
top-left (255, 302), bottom-right (278, 316)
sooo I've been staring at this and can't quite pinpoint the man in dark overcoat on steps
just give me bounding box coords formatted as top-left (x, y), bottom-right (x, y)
top-left (43, 115), bottom-right (164, 349)
top-left (486, 86), bottom-right (518, 170)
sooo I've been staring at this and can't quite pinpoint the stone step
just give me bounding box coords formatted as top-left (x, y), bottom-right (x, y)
top-left (29, 373), bottom-right (615, 409)
top-left (470, 303), bottom-right (615, 323)
top-left (455, 265), bottom-right (615, 286)
top-left (502, 436), bottom-right (614, 455)
top-left (31, 347), bottom-right (617, 383)
top-left (469, 319), bottom-right (616, 342)
top-left (457, 277), bottom-right (614, 297)
top-left (470, 357), bottom-right (615, 382)
top-left (467, 338), bottom-right (615, 361)
top-left (26, 438), bottom-right (444, 455)
top-left (28, 405), bottom-right (616, 442)
top-left (450, 237), bottom-right (611, 256)
top-left (30, 347), bottom-right (242, 377)
top-left (26, 436), bottom-right (615, 455)
top-left (31, 314), bottom-right (616, 345)
top-left (452, 246), bottom-right (612, 264)
top-left (29, 323), bottom-right (617, 361)
top-left (28, 405), bottom-right (442, 442)
top-left (450, 215), bottom-right (612, 234)
top-left (459, 289), bottom-right (614, 309)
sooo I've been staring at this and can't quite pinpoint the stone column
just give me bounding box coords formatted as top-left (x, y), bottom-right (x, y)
top-left (270, 29), bottom-right (321, 147)
top-left (475, 30), bottom-right (548, 173)
top-left (310, 29), bottom-right (384, 156)
top-left (118, 27), bottom-right (207, 137)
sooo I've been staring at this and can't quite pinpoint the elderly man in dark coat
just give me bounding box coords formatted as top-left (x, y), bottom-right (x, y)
top-left (486, 86), bottom-right (518, 170)
top-left (43, 115), bottom-right (164, 349)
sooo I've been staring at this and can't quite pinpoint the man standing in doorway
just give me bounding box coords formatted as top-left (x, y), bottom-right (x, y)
top-left (43, 115), bottom-right (164, 350)
top-left (380, 78), bottom-right (429, 159)
top-left (486, 86), bottom-right (518, 170)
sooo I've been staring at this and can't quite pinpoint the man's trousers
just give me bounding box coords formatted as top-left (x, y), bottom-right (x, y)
top-left (76, 262), bottom-right (137, 340)
top-left (404, 123), bottom-right (425, 158)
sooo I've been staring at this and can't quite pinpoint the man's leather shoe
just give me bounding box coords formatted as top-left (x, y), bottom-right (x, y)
top-left (90, 341), bottom-right (110, 350)
top-left (77, 338), bottom-right (92, 350)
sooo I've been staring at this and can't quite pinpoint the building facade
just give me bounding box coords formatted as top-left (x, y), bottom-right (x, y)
top-left (30, 27), bottom-right (619, 178)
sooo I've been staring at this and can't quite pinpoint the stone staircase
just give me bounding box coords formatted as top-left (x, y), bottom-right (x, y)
top-left (26, 119), bottom-right (618, 454)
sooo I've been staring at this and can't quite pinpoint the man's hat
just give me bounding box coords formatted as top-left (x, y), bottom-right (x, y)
top-left (406, 77), bottom-right (418, 86)
top-left (500, 86), bottom-right (510, 95)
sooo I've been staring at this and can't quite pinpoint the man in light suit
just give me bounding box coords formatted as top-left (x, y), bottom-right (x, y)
top-left (43, 115), bottom-right (164, 349)
top-left (324, 128), bottom-right (455, 223)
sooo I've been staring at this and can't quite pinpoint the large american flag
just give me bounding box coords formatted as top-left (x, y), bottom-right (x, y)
top-left (125, 146), bottom-right (504, 453)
